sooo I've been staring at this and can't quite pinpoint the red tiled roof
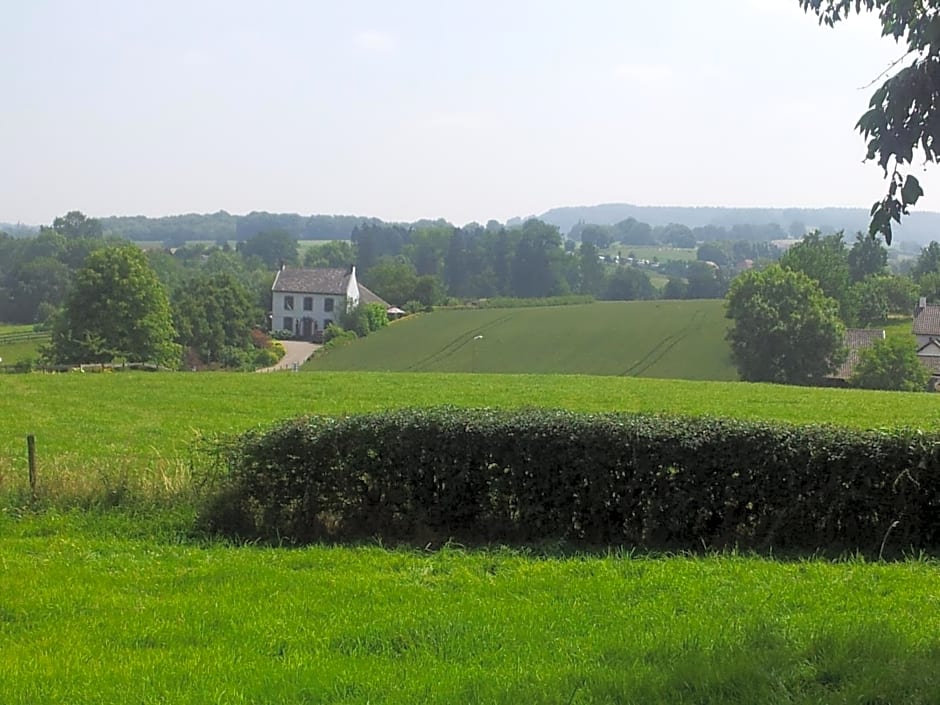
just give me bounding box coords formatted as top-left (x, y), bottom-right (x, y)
top-left (913, 304), bottom-right (940, 336)
top-left (829, 328), bottom-right (885, 380)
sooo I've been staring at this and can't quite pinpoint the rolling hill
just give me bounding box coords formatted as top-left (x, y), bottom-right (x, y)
top-left (308, 300), bottom-right (737, 380)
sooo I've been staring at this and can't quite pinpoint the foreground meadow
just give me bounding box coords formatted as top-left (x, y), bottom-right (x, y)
top-left (2, 512), bottom-right (940, 705)
top-left (3, 371), bottom-right (940, 703)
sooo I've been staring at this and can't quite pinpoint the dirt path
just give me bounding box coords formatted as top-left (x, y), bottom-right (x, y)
top-left (256, 340), bottom-right (320, 372)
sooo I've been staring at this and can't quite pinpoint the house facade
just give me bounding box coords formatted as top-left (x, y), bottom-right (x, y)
top-left (271, 266), bottom-right (361, 340)
top-left (913, 297), bottom-right (940, 384)
top-left (270, 265), bottom-right (389, 341)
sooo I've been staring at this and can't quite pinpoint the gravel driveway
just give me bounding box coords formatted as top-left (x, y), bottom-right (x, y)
top-left (256, 340), bottom-right (320, 372)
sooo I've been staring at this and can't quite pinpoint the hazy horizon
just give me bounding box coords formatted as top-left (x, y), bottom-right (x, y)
top-left (4, 1), bottom-right (937, 227)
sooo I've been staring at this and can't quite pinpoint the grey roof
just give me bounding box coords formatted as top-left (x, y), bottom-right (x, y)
top-left (272, 267), bottom-right (352, 295)
top-left (829, 328), bottom-right (885, 380)
top-left (358, 284), bottom-right (390, 308)
top-left (913, 303), bottom-right (940, 336)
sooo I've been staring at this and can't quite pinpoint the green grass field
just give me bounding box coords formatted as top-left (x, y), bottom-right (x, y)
top-left (310, 300), bottom-right (737, 379)
top-left (2, 517), bottom-right (938, 705)
top-left (0, 324), bottom-right (48, 366)
top-left (3, 371), bottom-right (939, 505)
top-left (4, 371), bottom-right (940, 704)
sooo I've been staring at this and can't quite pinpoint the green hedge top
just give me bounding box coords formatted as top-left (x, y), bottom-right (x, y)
top-left (203, 407), bottom-right (940, 553)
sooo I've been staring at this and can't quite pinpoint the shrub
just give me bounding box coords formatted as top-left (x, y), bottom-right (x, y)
top-left (200, 408), bottom-right (940, 553)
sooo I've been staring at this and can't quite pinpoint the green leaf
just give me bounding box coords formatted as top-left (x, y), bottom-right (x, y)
top-left (902, 174), bottom-right (924, 205)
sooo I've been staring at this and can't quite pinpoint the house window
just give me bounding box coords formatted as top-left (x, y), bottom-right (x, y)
top-left (282, 316), bottom-right (293, 331)
top-left (324, 319), bottom-right (333, 329)
top-left (284, 295), bottom-right (294, 311)
top-left (303, 297), bottom-right (313, 311)
top-left (324, 297), bottom-right (334, 313)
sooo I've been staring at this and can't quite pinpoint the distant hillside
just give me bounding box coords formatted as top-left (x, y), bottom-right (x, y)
top-left (308, 300), bottom-right (737, 380)
top-left (536, 203), bottom-right (940, 245)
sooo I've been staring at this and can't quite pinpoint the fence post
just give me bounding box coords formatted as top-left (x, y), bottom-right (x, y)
top-left (27, 434), bottom-right (37, 500)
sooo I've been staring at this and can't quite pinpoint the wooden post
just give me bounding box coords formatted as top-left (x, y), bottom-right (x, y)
top-left (27, 434), bottom-right (36, 499)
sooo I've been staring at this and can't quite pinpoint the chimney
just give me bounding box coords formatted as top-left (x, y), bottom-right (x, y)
top-left (920, 296), bottom-right (928, 310)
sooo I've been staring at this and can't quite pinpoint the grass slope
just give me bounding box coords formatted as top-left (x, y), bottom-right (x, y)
top-left (311, 300), bottom-right (737, 379)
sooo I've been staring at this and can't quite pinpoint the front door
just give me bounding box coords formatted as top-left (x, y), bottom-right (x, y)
top-left (302, 318), bottom-right (313, 340)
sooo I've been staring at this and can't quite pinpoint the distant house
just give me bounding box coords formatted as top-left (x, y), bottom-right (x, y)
top-left (270, 265), bottom-right (388, 341)
top-left (827, 328), bottom-right (885, 384)
top-left (913, 297), bottom-right (940, 383)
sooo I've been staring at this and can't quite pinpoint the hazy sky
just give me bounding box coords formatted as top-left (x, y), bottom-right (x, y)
top-left (3, 1), bottom-right (935, 226)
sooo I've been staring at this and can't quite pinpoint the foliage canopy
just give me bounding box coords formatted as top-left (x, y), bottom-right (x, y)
top-left (48, 245), bottom-right (181, 367)
top-left (725, 265), bottom-right (846, 384)
top-left (801, 0), bottom-right (940, 241)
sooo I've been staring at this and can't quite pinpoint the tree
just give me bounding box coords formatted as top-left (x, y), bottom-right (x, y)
top-left (52, 210), bottom-right (103, 240)
top-left (603, 267), bottom-right (656, 301)
top-left (361, 258), bottom-right (418, 306)
top-left (801, 0), bottom-right (939, 241)
top-left (685, 261), bottom-right (726, 299)
top-left (847, 232), bottom-right (888, 282)
top-left (578, 242), bottom-right (606, 297)
top-left (912, 241), bottom-right (940, 280)
top-left (172, 272), bottom-right (259, 365)
top-left (725, 265), bottom-right (846, 384)
top-left (779, 231), bottom-right (850, 314)
top-left (511, 220), bottom-right (569, 298)
top-left (303, 240), bottom-right (356, 269)
top-left (850, 336), bottom-right (929, 391)
top-left (49, 245), bottom-right (180, 367)
top-left (237, 229), bottom-right (298, 269)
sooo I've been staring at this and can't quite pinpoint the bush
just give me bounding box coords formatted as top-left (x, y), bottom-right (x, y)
top-left (200, 408), bottom-right (940, 553)
top-left (271, 329), bottom-right (294, 340)
top-left (322, 323), bottom-right (357, 350)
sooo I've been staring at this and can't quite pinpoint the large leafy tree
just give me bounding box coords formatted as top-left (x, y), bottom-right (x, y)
top-left (603, 267), bottom-right (656, 301)
top-left (49, 245), bottom-right (181, 367)
top-left (779, 231), bottom-right (850, 314)
top-left (847, 232), bottom-right (888, 282)
top-left (172, 272), bottom-right (259, 365)
top-left (725, 265), bottom-right (846, 384)
top-left (801, 0), bottom-right (940, 241)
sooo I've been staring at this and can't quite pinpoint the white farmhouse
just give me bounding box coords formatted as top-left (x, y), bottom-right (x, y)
top-left (270, 265), bottom-right (387, 341)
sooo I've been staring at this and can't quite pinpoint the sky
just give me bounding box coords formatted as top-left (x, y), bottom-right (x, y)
top-left (2, 0), bottom-right (936, 227)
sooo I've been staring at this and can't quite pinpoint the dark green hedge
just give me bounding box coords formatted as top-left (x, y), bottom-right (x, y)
top-left (201, 407), bottom-right (940, 552)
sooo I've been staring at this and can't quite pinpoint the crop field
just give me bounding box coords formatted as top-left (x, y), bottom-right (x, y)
top-left (310, 300), bottom-right (738, 379)
top-left (3, 372), bottom-right (940, 704)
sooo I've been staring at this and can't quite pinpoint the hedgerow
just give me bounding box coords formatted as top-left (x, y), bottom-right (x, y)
top-left (200, 407), bottom-right (940, 553)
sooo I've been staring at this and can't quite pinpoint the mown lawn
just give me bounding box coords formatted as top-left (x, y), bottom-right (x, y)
top-left (1, 512), bottom-right (939, 705)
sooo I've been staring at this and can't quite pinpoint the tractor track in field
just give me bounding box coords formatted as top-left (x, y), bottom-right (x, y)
top-left (620, 308), bottom-right (706, 377)
top-left (406, 313), bottom-right (514, 371)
